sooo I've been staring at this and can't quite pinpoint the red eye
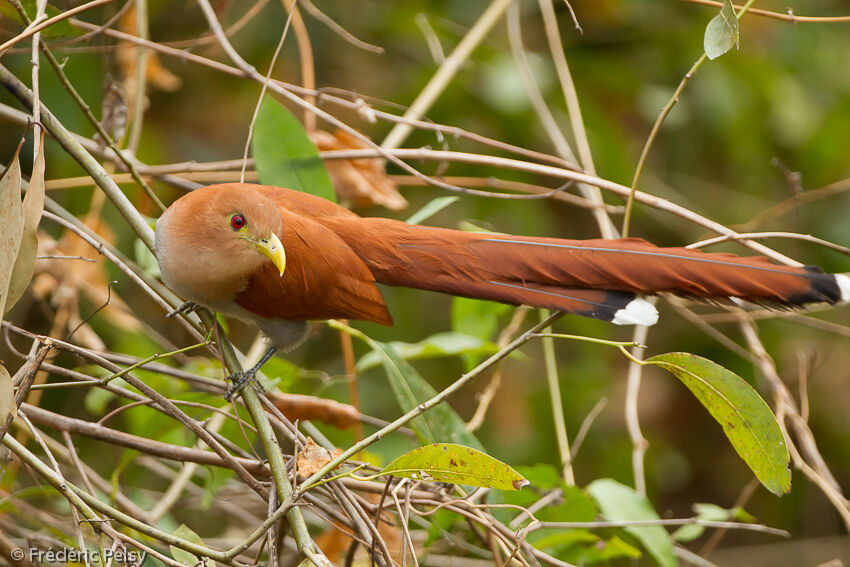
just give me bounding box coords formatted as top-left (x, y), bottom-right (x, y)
top-left (230, 214), bottom-right (246, 230)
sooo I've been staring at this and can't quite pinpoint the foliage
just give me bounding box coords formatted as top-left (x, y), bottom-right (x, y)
top-left (646, 352), bottom-right (790, 496)
top-left (377, 442), bottom-right (528, 490)
top-left (1, 1), bottom-right (849, 567)
top-left (253, 96), bottom-right (336, 201)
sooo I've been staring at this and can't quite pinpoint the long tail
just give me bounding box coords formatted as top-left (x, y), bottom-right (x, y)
top-left (325, 217), bottom-right (849, 325)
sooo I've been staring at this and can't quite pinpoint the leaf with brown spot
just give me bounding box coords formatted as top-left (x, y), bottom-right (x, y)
top-left (380, 443), bottom-right (528, 491)
top-left (647, 352), bottom-right (790, 495)
top-left (310, 129), bottom-right (408, 211)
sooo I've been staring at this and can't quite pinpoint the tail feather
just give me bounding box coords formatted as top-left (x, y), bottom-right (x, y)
top-left (323, 217), bottom-right (844, 325)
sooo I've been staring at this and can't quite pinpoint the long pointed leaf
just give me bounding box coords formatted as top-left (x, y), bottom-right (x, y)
top-left (380, 443), bottom-right (528, 490)
top-left (170, 524), bottom-right (215, 567)
top-left (368, 340), bottom-right (483, 450)
top-left (252, 96), bottom-right (336, 201)
top-left (0, 142), bottom-right (24, 316)
top-left (6, 133), bottom-right (45, 313)
top-left (647, 352), bottom-right (790, 495)
top-left (355, 332), bottom-right (498, 372)
top-left (588, 479), bottom-right (676, 567)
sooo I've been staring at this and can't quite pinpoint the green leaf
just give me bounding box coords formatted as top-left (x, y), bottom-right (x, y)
top-left (672, 503), bottom-right (726, 543)
top-left (502, 470), bottom-right (597, 530)
top-left (425, 508), bottom-right (459, 546)
top-left (457, 220), bottom-right (498, 233)
top-left (0, 141), bottom-right (24, 316)
top-left (134, 237), bottom-right (161, 279)
top-left (84, 382), bottom-right (117, 415)
top-left (380, 443), bottom-right (528, 490)
top-left (515, 463), bottom-right (562, 491)
top-left (366, 340), bottom-right (483, 449)
top-left (170, 525), bottom-right (215, 567)
top-left (673, 503), bottom-right (756, 542)
top-left (0, 1), bottom-right (84, 38)
top-left (573, 535), bottom-right (642, 564)
top-left (405, 196), bottom-right (459, 225)
top-left (451, 297), bottom-right (510, 339)
top-left (530, 529), bottom-right (598, 553)
top-left (728, 505), bottom-right (756, 524)
top-left (646, 352), bottom-right (790, 495)
top-left (260, 356), bottom-right (301, 393)
top-left (587, 479), bottom-right (676, 567)
top-left (5, 134), bottom-right (44, 314)
top-left (215, 313), bottom-right (230, 334)
top-left (536, 485), bottom-right (598, 523)
top-left (451, 297), bottom-right (512, 369)
top-left (704, 0), bottom-right (739, 60)
top-left (252, 96), bottom-right (336, 201)
top-left (356, 332), bottom-right (498, 372)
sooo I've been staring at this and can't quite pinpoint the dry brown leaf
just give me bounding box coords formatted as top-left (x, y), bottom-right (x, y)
top-left (0, 139), bottom-right (24, 316)
top-left (267, 391), bottom-right (360, 428)
top-left (310, 129), bottom-right (408, 211)
top-left (145, 55), bottom-right (181, 92)
top-left (6, 132), bottom-right (45, 314)
top-left (313, 529), bottom-right (351, 565)
top-left (94, 80), bottom-right (128, 148)
top-left (296, 437), bottom-right (342, 477)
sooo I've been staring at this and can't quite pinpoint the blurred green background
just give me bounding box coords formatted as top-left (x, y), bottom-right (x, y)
top-left (2, 0), bottom-right (850, 562)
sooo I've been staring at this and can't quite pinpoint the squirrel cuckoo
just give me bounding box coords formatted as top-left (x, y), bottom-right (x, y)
top-left (154, 183), bottom-right (849, 396)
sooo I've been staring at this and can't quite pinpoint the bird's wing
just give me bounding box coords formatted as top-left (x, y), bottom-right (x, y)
top-left (234, 208), bottom-right (393, 325)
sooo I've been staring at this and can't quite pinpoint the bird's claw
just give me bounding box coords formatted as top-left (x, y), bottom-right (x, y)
top-left (224, 370), bottom-right (264, 400)
top-left (166, 301), bottom-right (197, 319)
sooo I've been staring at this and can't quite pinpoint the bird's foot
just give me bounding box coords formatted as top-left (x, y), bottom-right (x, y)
top-left (224, 370), bottom-right (264, 400)
top-left (166, 301), bottom-right (197, 318)
top-left (223, 347), bottom-right (277, 400)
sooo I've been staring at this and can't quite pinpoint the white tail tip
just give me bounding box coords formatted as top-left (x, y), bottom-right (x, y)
top-left (836, 274), bottom-right (850, 303)
top-left (612, 297), bottom-right (659, 326)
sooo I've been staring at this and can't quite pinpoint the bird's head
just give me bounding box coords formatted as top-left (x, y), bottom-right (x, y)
top-left (155, 184), bottom-right (286, 306)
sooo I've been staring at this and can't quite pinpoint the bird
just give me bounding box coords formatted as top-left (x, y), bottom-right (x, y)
top-left (154, 182), bottom-right (849, 396)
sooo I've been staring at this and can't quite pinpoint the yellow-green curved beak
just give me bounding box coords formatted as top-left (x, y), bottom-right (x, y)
top-left (246, 232), bottom-right (286, 276)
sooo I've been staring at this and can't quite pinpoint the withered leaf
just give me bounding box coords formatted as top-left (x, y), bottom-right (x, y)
top-left (296, 437), bottom-right (342, 477)
top-left (267, 391), bottom-right (360, 429)
top-left (310, 129), bottom-right (408, 211)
